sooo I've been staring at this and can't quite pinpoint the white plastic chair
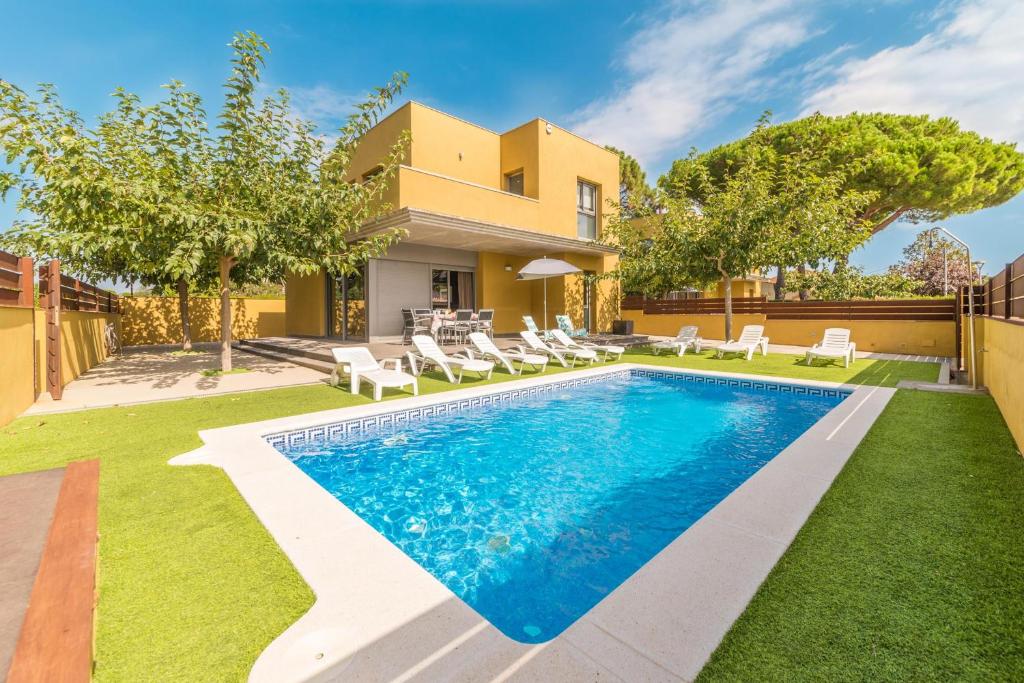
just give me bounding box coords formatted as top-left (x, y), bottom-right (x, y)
top-left (651, 325), bottom-right (702, 357)
top-left (406, 334), bottom-right (494, 384)
top-left (805, 328), bottom-right (856, 368)
top-left (549, 328), bottom-right (624, 361)
top-left (467, 332), bottom-right (548, 375)
top-left (520, 330), bottom-right (597, 367)
top-left (331, 347), bottom-right (418, 401)
top-left (715, 325), bottom-right (769, 361)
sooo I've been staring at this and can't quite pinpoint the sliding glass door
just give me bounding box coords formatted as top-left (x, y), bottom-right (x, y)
top-left (431, 269), bottom-right (474, 310)
top-left (328, 267), bottom-right (367, 340)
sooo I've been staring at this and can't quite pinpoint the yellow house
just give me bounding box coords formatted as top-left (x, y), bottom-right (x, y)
top-left (286, 101), bottom-right (621, 340)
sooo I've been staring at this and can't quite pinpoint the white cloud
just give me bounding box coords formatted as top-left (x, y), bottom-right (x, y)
top-left (571, 0), bottom-right (815, 165)
top-left (802, 0), bottom-right (1024, 145)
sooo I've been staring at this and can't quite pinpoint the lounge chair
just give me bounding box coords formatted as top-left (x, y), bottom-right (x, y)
top-left (406, 334), bottom-right (494, 384)
top-left (520, 330), bottom-right (597, 367)
top-left (805, 328), bottom-right (856, 368)
top-left (714, 325), bottom-right (769, 361)
top-left (555, 314), bottom-right (587, 337)
top-left (331, 347), bottom-right (418, 401)
top-left (522, 315), bottom-right (550, 339)
top-left (651, 325), bottom-right (702, 357)
top-left (549, 328), bottom-right (624, 361)
top-left (467, 332), bottom-right (548, 375)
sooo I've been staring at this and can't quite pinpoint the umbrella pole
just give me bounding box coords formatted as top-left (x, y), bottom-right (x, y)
top-left (543, 277), bottom-right (548, 331)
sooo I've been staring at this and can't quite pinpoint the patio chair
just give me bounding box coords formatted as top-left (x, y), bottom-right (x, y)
top-left (651, 325), bottom-right (702, 357)
top-left (549, 328), bottom-right (624, 361)
top-left (805, 328), bottom-right (856, 368)
top-left (714, 325), bottom-right (769, 361)
top-left (520, 330), bottom-right (597, 367)
top-left (474, 309), bottom-right (495, 338)
top-left (467, 332), bottom-right (548, 375)
top-left (555, 314), bottom-right (587, 337)
top-left (406, 334), bottom-right (494, 384)
top-left (330, 347), bottom-right (418, 401)
top-left (522, 315), bottom-right (550, 339)
top-left (401, 308), bottom-right (430, 345)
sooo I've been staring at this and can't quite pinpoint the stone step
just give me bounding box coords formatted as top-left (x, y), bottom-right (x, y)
top-left (234, 341), bottom-right (334, 374)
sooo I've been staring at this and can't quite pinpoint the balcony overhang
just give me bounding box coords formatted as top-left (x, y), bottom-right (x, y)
top-left (353, 207), bottom-right (619, 257)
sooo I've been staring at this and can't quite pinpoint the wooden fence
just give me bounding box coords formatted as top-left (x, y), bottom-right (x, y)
top-left (974, 251), bottom-right (1024, 320)
top-left (623, 295), bottom-right (956, 321)
top-left (0, 249), bottom-right (35, 308)
top-left (36, 260), bottom-right (121, 400)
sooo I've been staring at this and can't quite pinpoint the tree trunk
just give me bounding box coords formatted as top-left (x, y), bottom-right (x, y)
top-left (798, 264), bottom-right (810, 301)
top-left (774, 265), bottom-right (786, 301)
top-left (722, 273), bottom-right (733, 341)
top-left (176, 278), bottom-right (192, 352)
top-left (219, 255), bottom-right (234, 372)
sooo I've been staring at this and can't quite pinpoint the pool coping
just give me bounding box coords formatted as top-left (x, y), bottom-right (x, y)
top-left (171, 364), bottom-right (895, 682)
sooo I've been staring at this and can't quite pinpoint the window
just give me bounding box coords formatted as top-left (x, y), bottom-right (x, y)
top-left (361, 165), bottom-right (383, 184)
top-left (505, 171), bottom-right (524, 196)
top-left (577, 180), bottom-right (597, 239)
top-left (431, 269), bottom-right (475, 310)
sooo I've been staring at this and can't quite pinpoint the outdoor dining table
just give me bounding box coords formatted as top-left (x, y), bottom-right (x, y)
top-left (427, 311), bottom-right (478, 336)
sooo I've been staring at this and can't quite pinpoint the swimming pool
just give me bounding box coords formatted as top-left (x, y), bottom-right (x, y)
top-left (270, 369), bottom-right (848, 644)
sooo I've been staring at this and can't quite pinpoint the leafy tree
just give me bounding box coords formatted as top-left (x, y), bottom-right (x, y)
top-left (790, 263), bottom-right (923, 300)
top-left (2, 32), bottom-right (409, 369)
top-left (897, 229), bottom-right (981, 296)
top-left (651, 122), bottom-right (871, 338)
top-left (605, 145), bottom-right (656, 217)
top-left (662, 112), bottom-right (1024, 269)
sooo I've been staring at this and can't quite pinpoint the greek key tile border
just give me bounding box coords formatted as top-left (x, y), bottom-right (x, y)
top-left (630, 369), bottom-right (851, 400)
top-left (264, 368), bottom-right (850, 453)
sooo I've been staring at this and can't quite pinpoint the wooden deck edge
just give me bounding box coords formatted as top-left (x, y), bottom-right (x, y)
top-left (7, 459), bottom-right (99, 683)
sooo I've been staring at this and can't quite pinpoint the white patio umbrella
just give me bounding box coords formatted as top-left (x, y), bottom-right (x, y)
top-left (516, 257), bottom-right (582, 330)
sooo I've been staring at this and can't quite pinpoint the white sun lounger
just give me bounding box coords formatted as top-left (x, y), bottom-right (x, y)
top-left (714, 325), bottom-right (769, 361)
top-left (805, 328), bottom-right (856, 368)
top-left (549, 328), bottom-right (624, 361)
top-left (467, 332), bottom-right (548, 375)
top-left (651, 325), bottom-right (702, 356)
top-left (331, 347), bottom-right (418, 401)
top-left (406, 334), bottom-right (494, 383)
top-left (520, 330), bottom-right (597, 367)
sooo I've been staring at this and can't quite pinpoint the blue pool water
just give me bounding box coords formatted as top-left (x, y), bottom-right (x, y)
top-left (276, 371), bottom-right (846, 643)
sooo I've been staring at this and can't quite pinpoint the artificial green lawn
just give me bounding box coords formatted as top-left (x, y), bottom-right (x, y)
top-left (699, 390), bottom-right (1024, 681)
top-left (0, 347), bottom-right (968, 681)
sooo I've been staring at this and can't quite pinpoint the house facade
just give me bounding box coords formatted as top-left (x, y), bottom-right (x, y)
top-left (285, 101), bottom-right (621, 340)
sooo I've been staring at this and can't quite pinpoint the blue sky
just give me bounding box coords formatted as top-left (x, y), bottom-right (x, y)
top-left (2, 0), bottom-right (1022, 276)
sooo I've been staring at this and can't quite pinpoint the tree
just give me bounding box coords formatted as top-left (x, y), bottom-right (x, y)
top-left (2, 32), bottom-right (410, 370)
top-left (662, 112), bottom-right (1024, 264)
top-left (654, 121), bottom-right (871, 339)
top-left (897, 229), bottom-right (981, 296)
top-left (605, 145), bottom-right (656, 217)
top-left (790, 263), bottom-right (922, 300)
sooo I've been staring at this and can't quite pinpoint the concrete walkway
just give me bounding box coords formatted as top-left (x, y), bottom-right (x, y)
top-left (0, 469), bottom-right (64, 676)
top-left (25, 345), bottom-right (326, 416)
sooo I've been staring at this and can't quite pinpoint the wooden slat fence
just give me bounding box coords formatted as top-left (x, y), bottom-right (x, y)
top-left (0, 249), bottom-right (35, 307)
top-left (623, 295), bottom-right (955, 321)
top-left (978, 251), bottom-right (1024, 320)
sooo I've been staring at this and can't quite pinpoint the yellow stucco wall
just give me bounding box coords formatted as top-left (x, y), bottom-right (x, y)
top-left (623, 310), bottom-right (956, 356)
top-left (285, 271), bottom-right (326, 337)
top-left (971, 316), bottom-right (1024, 452)
top-left (349, 101), bottom-right (619, 241)
top-left (0, 306), bottom-right (36, 426)
top-left (1, 306), bottom-right (120, 426)
top-left (121, 296), bottom-right (286, 346)
top-left (61, 310), bottom-right (120, 384)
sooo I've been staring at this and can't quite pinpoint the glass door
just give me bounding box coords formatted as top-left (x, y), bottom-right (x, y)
top-left (328, 267), bottom-right (367, 340)
top-left (582, 270), bottom-right (596, 332)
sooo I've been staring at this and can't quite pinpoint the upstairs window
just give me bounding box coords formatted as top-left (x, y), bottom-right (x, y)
top-left (361, 165), bottom-right (383, 184)
top-left (577, 180), bottom-right (597, 239)
top-left (505, 171), bottom-right (524, 196)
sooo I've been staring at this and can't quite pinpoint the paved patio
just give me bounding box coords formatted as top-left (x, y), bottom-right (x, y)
top-left (25, 344), bottom-right (326, 416)
top-left (0, 468), bottom-right (64, 675)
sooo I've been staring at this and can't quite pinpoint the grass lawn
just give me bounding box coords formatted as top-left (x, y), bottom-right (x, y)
top-left (699, 390), bottom-right (1024, 681)
top-left (0, 348), bottom-right (946, 680)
